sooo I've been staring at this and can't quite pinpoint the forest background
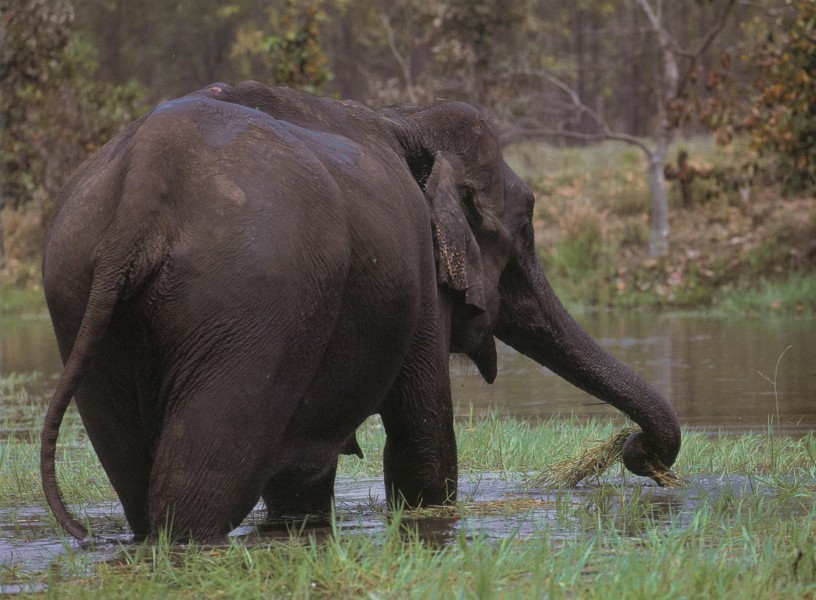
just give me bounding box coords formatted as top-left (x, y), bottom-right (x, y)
top-left (1, 0), bottom-right (814, 313)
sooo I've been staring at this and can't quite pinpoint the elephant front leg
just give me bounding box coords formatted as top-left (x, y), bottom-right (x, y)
top-left (262, 460), bottom-right (337, 526)
top-left (379, 354), bottom-right (457, 508)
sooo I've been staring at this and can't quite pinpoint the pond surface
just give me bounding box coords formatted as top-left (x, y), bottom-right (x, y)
top-left (2, 311), bottom-right (814, 433)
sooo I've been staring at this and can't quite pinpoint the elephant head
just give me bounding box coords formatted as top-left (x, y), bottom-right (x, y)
top-left (385, 102), bottom-right (681, 478)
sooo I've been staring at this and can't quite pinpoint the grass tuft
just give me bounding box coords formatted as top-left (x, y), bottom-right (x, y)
top-left (540, 426), bottom-right (687, 488)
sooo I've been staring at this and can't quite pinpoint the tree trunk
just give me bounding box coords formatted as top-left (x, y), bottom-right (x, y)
top-left (0, 204), bottom-right (5, 265)
top-left (647, 141), bottom-right (670, 257)
top-left (0, 147), bottom-right (4, 264)
top-left (650, 2), bottom-right (677, 257)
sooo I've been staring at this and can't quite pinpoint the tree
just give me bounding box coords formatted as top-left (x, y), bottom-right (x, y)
top-left (498, 0), bottom-right (736, 256)
top-left (328, 0), bottom-right (737, 257)
top-left (1, 0), bottom-right (75, 262)
top-left (230, 0), bottom-right (331, 92)
top-left (74, 0), bottom-right (256, 101)
top-left (745, 1), bottom-right (816, 193)
top-left (0, 0), bottom-right (145, 262)
top-left (1, 0), bottom-right (770, 264)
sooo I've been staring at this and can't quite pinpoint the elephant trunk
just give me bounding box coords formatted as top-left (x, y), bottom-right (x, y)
top-left (495, 254), bottom-right (681, 476)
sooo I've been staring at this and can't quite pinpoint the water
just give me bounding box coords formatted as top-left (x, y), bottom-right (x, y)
top-left (1, 312), bottom-right (814, 432)
top-left (1, 471), bottom-right (799, 580)
top-left (1, 311), bottom-right (814, 579)
top-left (450, 311), bottom-right (816, 434)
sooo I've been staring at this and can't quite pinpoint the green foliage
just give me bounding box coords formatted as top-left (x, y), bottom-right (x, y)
top-left (746, 1), bottom-right (816, 193)
top-left (230, 0), bottom-right (331, 93)
top-left (1, 0), bottom-right (75, 211)
top-left (1, 2), bottom-right (146, 259)
top-left (430, 0), bottom-right (531, 96)
top-left (716, 273), bottom-right (816, 315)
top-left (705, 1), bottom-right (816, 193)
top-left (11, 35), bottom-right (145, 204)
top-left (540, 208), bottom-right (620, 307)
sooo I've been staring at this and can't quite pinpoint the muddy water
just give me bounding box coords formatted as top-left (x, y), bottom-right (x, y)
top-left (1, 311), bottom-right (814, 580)
top-left (3, 311), bottom-right (814, 432)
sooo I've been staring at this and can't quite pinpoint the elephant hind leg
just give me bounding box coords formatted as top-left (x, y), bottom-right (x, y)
top-left (147, 409), bottom-right (276, 541)
top-left (148, 446), bottom-right (266, 541)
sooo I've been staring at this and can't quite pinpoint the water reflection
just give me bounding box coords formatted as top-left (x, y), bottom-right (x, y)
top-left (0, 316), bottom-right (61, 375)
top-left (2, 312), bottom-right (815, 432)
top-left (449, 311), bottom-right (816, 433)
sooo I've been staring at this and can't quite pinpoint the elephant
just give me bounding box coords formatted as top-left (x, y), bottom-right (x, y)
top-left (41, 80), bottom-right (681, 542)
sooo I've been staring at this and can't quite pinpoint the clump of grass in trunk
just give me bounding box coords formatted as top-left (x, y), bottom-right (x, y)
top-left (540, 427), bottom-right (687, 488)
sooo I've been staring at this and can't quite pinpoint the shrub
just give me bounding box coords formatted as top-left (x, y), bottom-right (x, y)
top-left (743, 1), bottom-right (816, 193)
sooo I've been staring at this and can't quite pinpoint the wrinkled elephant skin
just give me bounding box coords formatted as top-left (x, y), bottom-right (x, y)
top-left (41, 81), bottom-right (681, 542)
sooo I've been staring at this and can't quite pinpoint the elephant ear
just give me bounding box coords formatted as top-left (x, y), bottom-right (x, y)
top-left (424, 152), bottom-right (486, 313)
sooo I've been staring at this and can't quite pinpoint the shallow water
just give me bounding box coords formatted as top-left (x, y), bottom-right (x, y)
top-left (1, 472), bottom-right (802, 581)
top-left (5, 311), bottom-right (812, 433)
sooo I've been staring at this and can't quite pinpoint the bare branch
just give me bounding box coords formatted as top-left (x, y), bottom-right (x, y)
top-left (532, 71), bottom-right (617, 139)
top-left (694, 0), bottom-right (738, 57)
top-left (675, 0), bottom-right (737, 97)
top-left (497, 69), bottom-right (653, 154)
top-left (636, 0), bottom-right (661, 31)
top-left (380, 12), bottom-right (418, 104)
top-left (636, 0), bottom-right (679, 103)
top-left (501, 123), bottom-right (652, 156)
top-left (638, 0), bottom-right (737, 99)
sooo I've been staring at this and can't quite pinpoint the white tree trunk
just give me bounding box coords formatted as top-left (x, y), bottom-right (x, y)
top-left (638, 0), bottom-right (676, 257)
top-left (647, 144), bottom-right (670, 257)
top-left (0, 214), bottom-right (4, 264)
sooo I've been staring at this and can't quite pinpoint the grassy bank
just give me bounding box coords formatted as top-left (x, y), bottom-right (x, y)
top-left (2, 374), bottom-right (815, 598)
top-left (0, 259), bottom-right (47, 316)
top-left (506, 138), bottom-right (816, 314)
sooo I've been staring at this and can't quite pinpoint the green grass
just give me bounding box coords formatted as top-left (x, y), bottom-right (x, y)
top-left (715, 273), bottom-right (816, 315)
top-left (17, 507), bottom-right (810, 599)
top-left (2, 374), bottom-right (816, 598)
top-left (0, 285), bottom-right (47, 316)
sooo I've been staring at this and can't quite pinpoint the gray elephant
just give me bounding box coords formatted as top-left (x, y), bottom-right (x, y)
top-left (41, 81), bottom-right (681, 542)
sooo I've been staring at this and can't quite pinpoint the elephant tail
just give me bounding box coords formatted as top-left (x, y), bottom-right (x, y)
top-left (40, 260), bottom-right (131, 542)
